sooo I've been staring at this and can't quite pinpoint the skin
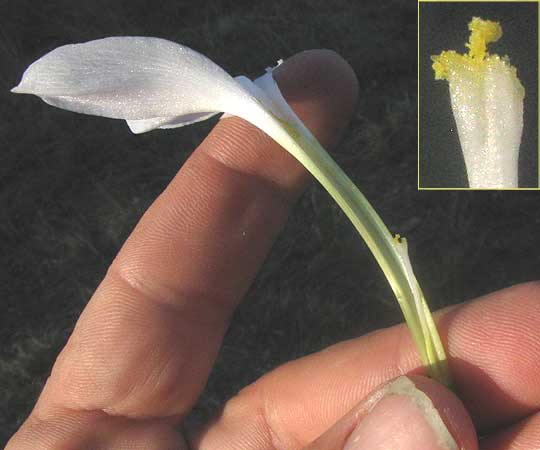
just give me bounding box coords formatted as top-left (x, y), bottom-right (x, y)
top-left (7, 50), bottom-right (540, 450)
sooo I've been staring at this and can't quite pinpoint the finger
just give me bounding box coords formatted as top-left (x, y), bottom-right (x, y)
top-left (303, 376), bottom-right (477, 450)
top-left (6, 410), bottom-right (187, 450)
top-left (191, 282), bottom-right (540, 449)
top-left (480, 412), bottom-right (540, 450)
top-left (29, 49), bottom-right (358, 424)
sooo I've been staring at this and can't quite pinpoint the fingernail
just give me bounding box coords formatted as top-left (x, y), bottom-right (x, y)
top-left (343, 377), bottom-right (458, 450)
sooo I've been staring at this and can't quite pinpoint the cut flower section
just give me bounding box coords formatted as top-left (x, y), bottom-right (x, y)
top-left (431, 17), bottom-right (524, 189)
top-left (12, 37), bottom-right (451, 386)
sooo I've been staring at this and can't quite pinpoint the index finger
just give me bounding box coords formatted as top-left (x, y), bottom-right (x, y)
top-left (31, 50), bottom-right (359, 422)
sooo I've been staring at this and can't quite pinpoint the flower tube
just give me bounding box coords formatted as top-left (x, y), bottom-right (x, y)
top-left (12, 37), bottom-right (451, 385)
top-left (431, 17), bottom-right (525, 188)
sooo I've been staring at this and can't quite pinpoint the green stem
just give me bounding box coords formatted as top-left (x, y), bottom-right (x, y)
top-left (281, 122), bottom-right (451, 387)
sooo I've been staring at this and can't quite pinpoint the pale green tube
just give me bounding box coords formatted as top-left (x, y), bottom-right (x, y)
top-left (275, 119), bottom-right (451, 387)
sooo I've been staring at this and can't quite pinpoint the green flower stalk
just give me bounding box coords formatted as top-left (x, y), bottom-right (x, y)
top-left (12, 37), bottom-right (451, 386)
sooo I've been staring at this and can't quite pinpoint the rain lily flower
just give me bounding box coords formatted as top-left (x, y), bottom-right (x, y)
top-left (12, 37), bottom-right (450, 386)
top-left (432, 17), bottom-right (524, 189)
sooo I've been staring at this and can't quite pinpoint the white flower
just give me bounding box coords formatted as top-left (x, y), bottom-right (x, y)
top-left (13, 37), bottom-right (316, 162)
top-left (12, 37), bottom-right (451, 386)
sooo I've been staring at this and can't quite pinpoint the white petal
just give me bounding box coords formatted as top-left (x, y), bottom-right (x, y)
top-left (126, 112), bottom-right (220, 134)
top-left (12, 37), bottom-right (255, 121)
top-left (121, 69), bottom-right (306, 140)
top-left (218, 75), bottom-right (284, 122)
top-left (125, 75), bottom-right (256, 133)
top-left (12, 37), bottom-right (314, 166)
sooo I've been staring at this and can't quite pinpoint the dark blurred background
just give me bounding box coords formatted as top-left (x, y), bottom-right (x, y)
top-left (419, 1), bottom-right (539, 188)
top-left (1, 0), bottom-right (540, 445)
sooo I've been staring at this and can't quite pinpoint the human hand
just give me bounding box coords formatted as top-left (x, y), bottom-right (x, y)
top-left (7, 50), bottom-right (540, 450)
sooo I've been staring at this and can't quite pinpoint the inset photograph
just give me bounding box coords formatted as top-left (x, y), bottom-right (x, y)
top-left (419, 1), bottom-right (539, 189)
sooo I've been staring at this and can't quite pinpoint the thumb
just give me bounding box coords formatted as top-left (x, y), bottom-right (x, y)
top-left (303, 375), bottom-right (478, 450)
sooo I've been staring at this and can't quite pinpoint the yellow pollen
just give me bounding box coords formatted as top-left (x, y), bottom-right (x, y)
top-left (430, 17), bottom-right (523, 98)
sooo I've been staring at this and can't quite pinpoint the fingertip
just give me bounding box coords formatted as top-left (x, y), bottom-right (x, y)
top-left (206, 48), bottom-right (359, 197)
top-left (273, 48), bottom-right (359, 149)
